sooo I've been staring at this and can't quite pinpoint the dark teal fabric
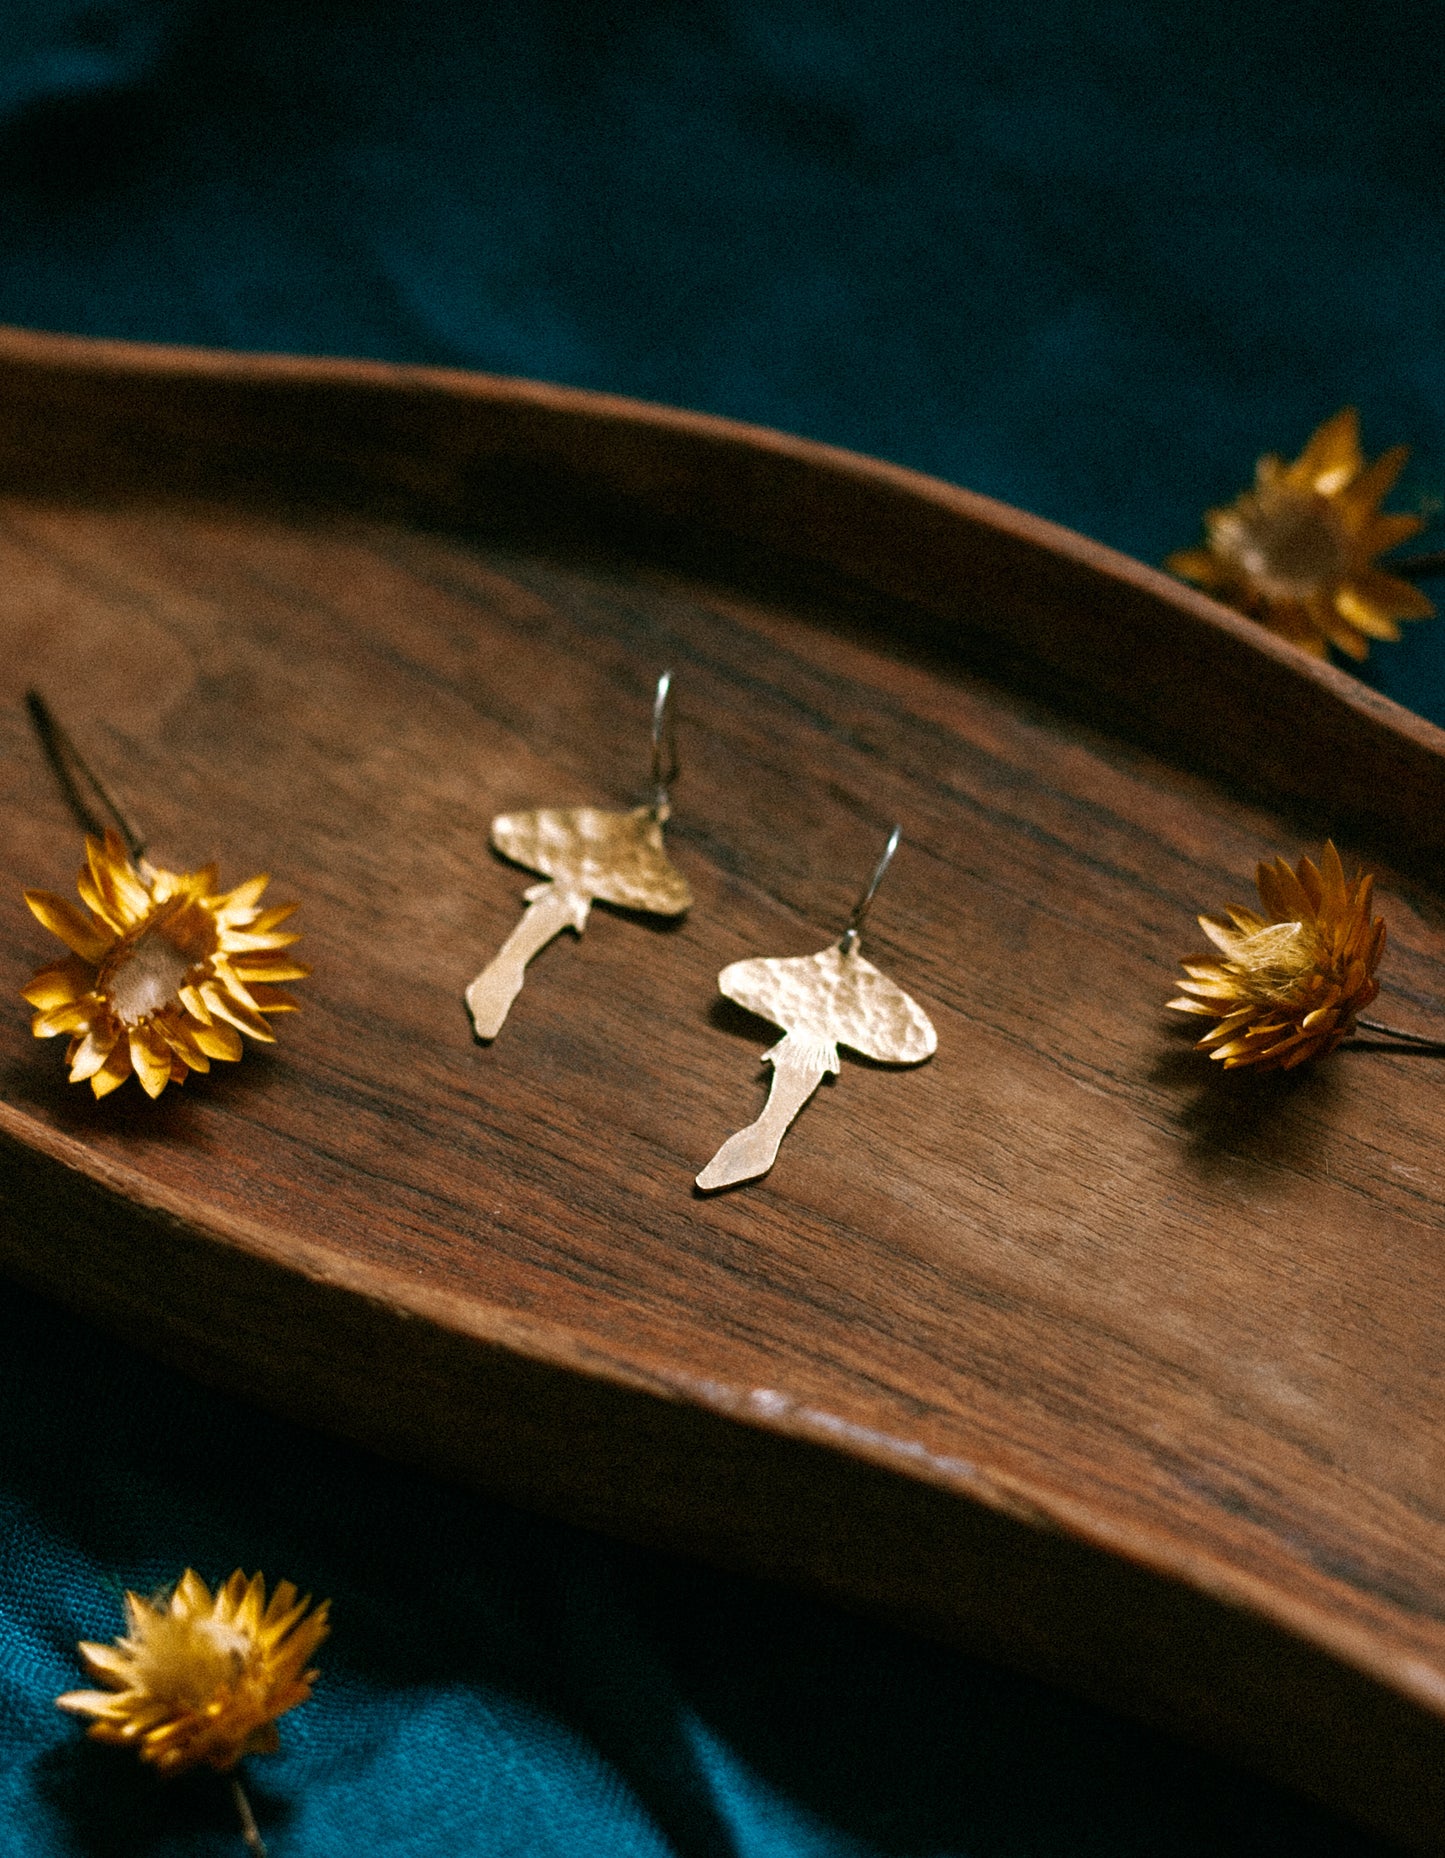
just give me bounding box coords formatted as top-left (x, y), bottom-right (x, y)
top-left (0, 1282), bottom-right (1390, 1856)
top-left (0, 3), bottom-right (1433, 1851)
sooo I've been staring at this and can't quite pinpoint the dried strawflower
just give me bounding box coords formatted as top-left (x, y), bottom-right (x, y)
top-left (1168, 842), bottom-right (1385, 1070)
top-left (22, 828), bottom-right (307, 1098)
top-left (1168, 408), bottom-right (1434, 660)
top-left (57, 1569), bottom-right (329, 1775)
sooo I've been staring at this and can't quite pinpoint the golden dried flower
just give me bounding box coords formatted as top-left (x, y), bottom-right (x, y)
top-left (21, 828), bottom-right (307, 1098)
top-left (1168, 408), bottom-right (1434, 659)
top-left (57, 1569), bottom-right (329, 1775)
top-left (1168, 842), bottom-right (1385, 1071)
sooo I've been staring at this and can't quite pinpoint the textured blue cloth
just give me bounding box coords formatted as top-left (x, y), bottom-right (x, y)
top-left (0, 1283), bottom-right (1393, 1855)
top-left (0, 3), bottom-right (1434, 1850)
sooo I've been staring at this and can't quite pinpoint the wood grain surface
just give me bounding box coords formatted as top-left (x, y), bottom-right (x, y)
top-left (1, 327), bottom-right (1444, 1847)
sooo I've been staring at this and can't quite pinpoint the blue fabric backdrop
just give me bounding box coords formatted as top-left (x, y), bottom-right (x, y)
top-left (0, 2), bottom-right (1436, 1850)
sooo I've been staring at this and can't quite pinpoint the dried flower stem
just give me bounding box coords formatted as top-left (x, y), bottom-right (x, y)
top-left (1353, 1015), bottom-right (1445, 1054)
top-left (1395, 551), bottom-right (1445, 580)
top-left (231, 1774), bottom-right (267, 1858)
top-left (24, 689), bottom-right (146, 862)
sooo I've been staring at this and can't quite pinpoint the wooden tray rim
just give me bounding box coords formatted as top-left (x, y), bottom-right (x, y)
top-left (3, 323), bottom-right (1445, 1729)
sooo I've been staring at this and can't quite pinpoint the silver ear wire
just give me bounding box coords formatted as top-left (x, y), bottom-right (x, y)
top-left (650, 669), bottom-right (680, 817)
top-left (839, 824), bottom-right (901, 956)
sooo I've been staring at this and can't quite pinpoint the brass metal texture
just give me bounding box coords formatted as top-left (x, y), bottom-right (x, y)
top-left (466, 804), bottom-right (691, 1041)
top-left (697, 944), bottom-right (936, 1191)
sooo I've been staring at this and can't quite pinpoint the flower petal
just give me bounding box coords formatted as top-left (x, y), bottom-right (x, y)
top-left (1257, 859), bottom-right (1312, 923)
top-left (129, 1032), bottom-right (173, 1100)
top-left (178, 984), bottom-right (212, 1025)
top-left (1333, 587), bottom-right (1402, 642)
top-left (24, 891), bottom-right (112, 963)
top-left (21, 956), bottom-right (94, 1010)
top-left (1318, 841), bottom-right (1348, 914)
top-left (1166, 548), bottom-right (1223, 587)
top-left (69, 1028), bottom-right (120, 1082)
top-left (1290, 406), bottom-right (1360, 494)
top-left (189, 1020), bottom-right (243, 1062)
top-left (173, 1569), bottom-right (213, 1616)
top-left (1351, 567), bottom-right (1436, 621)
top-left (1365, 511), bottom-right (1426, 554)
top-left (1320, 611), bottom-right (1371, 660)
top-left (75, 867), bottom-right (128, 933)
top-left (88, 832), bottom-right (153, 925)
top-left (75, 1640), bottom-right (136, 1686)
top-left (217, 875), bottom-right (271, 919)
top-left (1337, 442), bottom-right (1408, 517)
top-left (246, 986), bottom-right (301, 1014)
top-left (230, 957), bottom-right (310, 983)
top-left (201, 982), bottom-right (275, 1043)
top-left (1198, 915), bottom-right (1242, 956)
top-left (219, 928), bottom-right (302, 953)
top-left (1296, 856), bottom-right (1324, 912)
top-left (56, 1688), bottom-right (126, 1717)
top-left (1224, 908), bottom-right (1266, 935)
top-left (90, 1042), bottom-right (134, 1098)
top-left (32, 999), bottom-right (95, 1038)
top-left (156, 1018), bottom-right (211, 1073)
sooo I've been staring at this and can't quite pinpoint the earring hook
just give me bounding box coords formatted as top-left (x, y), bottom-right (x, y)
top-left (650, 669), bottom-right (680, 817)
top-left (839, 824), bottom-right (901, 955)
top-left (25, 689), bottom-right (147, 864)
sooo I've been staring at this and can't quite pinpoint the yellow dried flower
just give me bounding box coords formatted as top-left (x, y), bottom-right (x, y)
top-left (21, 828), bottom-right (307, 1098)
top-left (1168, 842), bottom-right (1385, 1070)
top-left (1168, 408), bottom-right (1434, 660)
top-left (57, 1569), bottom-right (329, 1775)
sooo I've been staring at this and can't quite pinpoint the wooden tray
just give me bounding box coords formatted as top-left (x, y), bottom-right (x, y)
top-left (2, 327), bottom-right (1444, 1848)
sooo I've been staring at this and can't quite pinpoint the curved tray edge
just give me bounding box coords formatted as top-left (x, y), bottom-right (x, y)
top-left (3, 1101), bottom-right (1444, 1850)
top-left (2, 325), bottom-right (1445, 873)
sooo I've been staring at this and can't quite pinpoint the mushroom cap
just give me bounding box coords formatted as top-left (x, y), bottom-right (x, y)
top-left (491, 805), bottom-right (691, 915)
top-left (718, 943), bottom-right (936, 1063)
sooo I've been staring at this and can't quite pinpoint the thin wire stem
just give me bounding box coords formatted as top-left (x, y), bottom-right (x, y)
top-left (1353, 1015), bottom-right (1445, 1054)
top-left (1394, 550), bottom-right (1445, 581)
top-left (839, 825), bottom-right (901, 956)
top-left (24, 689), bottom-right (146, 862)
top-left (650, 669), bottom-right (680, 817)
top-left (230, 1774), bottom-right (268, 1858)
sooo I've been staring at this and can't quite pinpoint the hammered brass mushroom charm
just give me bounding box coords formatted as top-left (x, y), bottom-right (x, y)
top-left (698, 830), bottom-right (936, 1191)
top-left (465, 673), bottom-right (691, 1041)
top-left (466, 804), bottom-right (691, 1039)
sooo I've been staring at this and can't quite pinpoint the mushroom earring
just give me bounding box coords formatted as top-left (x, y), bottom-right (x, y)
top-left (696, 827), bottom-right (936, 1191)
top-left (465, 672), bottom-right (692, 1040)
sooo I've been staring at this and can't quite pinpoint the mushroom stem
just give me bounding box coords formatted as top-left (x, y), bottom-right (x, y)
top-left (697, 1032), bottom-right (839, 1191)
top-left (466, 883), bottom-right (591, 1041)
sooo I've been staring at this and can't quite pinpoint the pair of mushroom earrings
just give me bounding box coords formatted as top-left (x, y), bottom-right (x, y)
top-left (464, 673), bottom-right (938, 1189)
top-left (19, 679), bottom-right (936, 1191)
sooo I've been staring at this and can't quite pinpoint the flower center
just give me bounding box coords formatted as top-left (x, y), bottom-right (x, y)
top-left (101, 924), bottom-right (198, 1027)
top-left (136, 1613), bottom-right (256, 1705)
top-left (195, 1617), bottom-right (255, 1674)
top-left (1231, 921), bottom-right (1318, 1002)
top-left (1214, 488), bottom-right (1349, 603)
